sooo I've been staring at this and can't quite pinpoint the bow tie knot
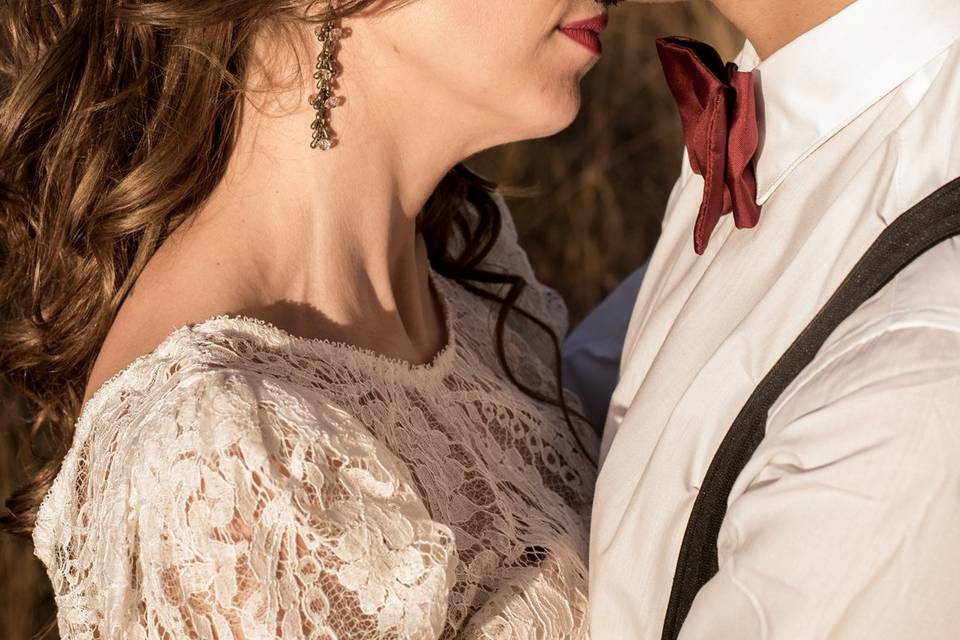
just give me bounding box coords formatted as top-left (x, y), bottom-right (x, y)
top-left (656, 36), bottom-right (762, 254)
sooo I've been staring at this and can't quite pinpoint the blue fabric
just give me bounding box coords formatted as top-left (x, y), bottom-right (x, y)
top-left (562, 262), bottom-right (648, 431)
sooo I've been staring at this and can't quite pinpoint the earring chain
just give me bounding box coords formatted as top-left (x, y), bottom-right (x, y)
top-left (309, 19), bottom-right (344, 150)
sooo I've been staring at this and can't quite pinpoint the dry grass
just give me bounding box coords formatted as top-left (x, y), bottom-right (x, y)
top-left (0, 3), bottom-right (740, 637)
top-left (1, 390), bottom-right (58, 640)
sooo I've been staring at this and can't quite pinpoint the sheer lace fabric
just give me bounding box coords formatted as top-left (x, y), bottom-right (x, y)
top-left (33, 197), bottom-right (598, 639)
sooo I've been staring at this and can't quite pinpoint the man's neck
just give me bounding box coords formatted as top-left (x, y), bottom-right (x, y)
top-left (713, 0), bottom-right (858, 59)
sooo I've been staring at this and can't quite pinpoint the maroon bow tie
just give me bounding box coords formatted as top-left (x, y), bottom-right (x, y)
top-left (656, 36), bottom-right (762, 255)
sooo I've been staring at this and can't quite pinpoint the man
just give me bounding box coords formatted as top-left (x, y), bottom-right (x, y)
top-left (564, 0), bottom-right (960, 637)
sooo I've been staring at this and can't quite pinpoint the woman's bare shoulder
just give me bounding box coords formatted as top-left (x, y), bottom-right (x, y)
top-left (82, 234), bottom-right (247, 409)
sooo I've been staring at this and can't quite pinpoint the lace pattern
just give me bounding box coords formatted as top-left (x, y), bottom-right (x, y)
top-left (33, 195), bottom-right (597, 639)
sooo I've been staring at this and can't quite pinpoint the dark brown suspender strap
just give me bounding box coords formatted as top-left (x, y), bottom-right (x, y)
top-left (661, 176), bottom-right (960, 640)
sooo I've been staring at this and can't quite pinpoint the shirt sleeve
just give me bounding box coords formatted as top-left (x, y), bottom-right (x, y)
top-left (129, 368), bottom-right (458, 640)
top-left (678, 325), bottom-right (960, 639)
top-left (562, 262), bottom-right (648, 429)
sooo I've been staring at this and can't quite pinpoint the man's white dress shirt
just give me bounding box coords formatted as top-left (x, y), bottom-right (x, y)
top-left (589, 0), bottom-right (960, 637)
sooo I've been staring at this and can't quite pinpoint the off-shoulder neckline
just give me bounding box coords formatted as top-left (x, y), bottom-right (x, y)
top-left (75, 270), bottom-right (458, 432)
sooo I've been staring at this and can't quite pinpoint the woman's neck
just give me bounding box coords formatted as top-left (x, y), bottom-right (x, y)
top-left (712, 0), bottom-right (857, 59)
top-left (180, 27), bottom-right (468, 363)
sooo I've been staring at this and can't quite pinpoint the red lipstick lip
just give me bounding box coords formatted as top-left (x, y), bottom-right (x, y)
top-left (559, 12), bottom-right (609, 34)
top-left (558, 12), bottom-right (608, 56)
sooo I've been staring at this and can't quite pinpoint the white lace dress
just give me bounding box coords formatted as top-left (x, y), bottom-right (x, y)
top-left (32, 198), bottom-right (598, 640)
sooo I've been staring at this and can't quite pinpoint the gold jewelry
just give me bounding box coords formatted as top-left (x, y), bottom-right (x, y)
top-left (309, 19), bottom-right (344, 150)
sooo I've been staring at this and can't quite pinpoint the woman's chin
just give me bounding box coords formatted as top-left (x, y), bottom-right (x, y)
top-left (515, 83), bottom-right (584, 139)
top-left (468, 87), bottom-right (583, 153)
top-left (538, 88), bottom-right (583, 136)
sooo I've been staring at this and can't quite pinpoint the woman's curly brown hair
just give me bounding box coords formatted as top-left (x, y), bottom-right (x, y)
top-left (0, 0), bottom-right (592, 542)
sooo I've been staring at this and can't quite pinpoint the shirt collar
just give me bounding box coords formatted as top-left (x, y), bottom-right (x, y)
top-left (734, 0), bottom-right (960, 204)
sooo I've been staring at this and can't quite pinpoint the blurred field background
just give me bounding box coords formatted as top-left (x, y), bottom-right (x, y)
top-left (0, 2), bottom-right (740, 638)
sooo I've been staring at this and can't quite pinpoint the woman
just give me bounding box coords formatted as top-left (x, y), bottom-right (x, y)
top-left (1, 0), bottom-right (616, 637)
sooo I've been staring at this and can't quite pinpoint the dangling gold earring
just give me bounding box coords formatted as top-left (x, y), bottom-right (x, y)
top-left (309, 18), bottom-right (344, 150)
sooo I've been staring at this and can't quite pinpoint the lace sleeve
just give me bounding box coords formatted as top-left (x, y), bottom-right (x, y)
top-left (127, 368), bottom-right (457, 639)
